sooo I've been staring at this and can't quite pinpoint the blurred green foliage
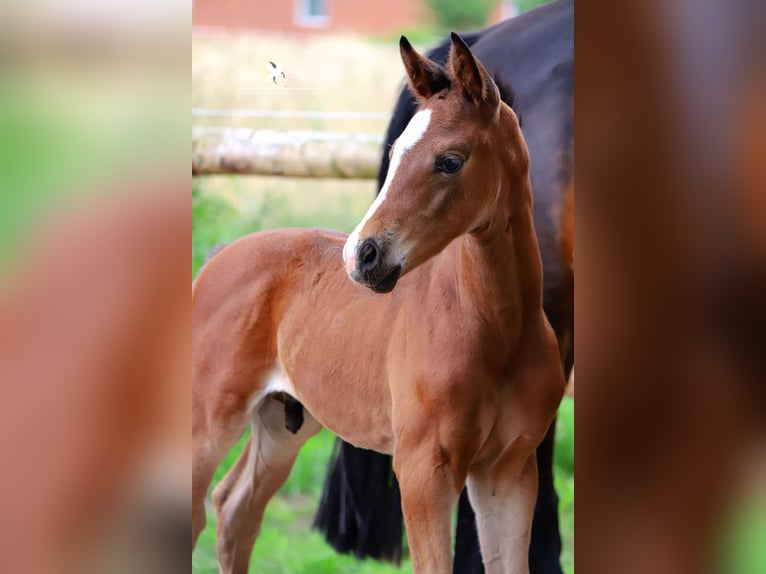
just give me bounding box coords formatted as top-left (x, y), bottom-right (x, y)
top-left (719, 493), bottom-right (766, 574)
top-left (516, 0), bottom-right (553, 15)
top-left (422, 0), bottom-right (553, 33)
top-left (423, 0), bottom-right (497, 31)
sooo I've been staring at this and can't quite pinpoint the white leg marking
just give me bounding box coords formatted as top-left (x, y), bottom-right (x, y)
top-left (467, 459), bottom-right (537, 574)
top-left (342, 109), bottom-right (432, 273)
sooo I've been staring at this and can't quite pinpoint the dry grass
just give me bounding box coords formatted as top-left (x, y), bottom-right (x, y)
top-left (192, 30), bottom-right (416, 212)
top-left (193, 31), bottom-right (408, 132)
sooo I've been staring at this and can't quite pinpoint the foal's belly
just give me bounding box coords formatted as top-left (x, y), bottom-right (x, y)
top-left (278, 336), bottom-right (396, 454)
top-left (286, 361), bottom-right (395, 454)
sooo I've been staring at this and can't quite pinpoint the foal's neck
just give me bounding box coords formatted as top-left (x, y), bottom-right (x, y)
top-left (457, 134), bottom-right (543, 328)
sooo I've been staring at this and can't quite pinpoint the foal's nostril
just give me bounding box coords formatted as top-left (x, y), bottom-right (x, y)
top-left (361, 243), bottom-right (377, 265)
top-left (358, 238), bottom-right (380, 273)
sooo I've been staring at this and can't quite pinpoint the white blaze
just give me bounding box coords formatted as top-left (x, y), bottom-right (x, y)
top-left (343, 109), bottom-right (432, 273)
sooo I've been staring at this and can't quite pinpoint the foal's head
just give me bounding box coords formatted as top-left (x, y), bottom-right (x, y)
top-left (342, 33), bottom-right (527, 293)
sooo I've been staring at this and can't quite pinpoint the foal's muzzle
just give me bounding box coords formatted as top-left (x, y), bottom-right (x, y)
top-left (347, 237), bottom-right (402, 293)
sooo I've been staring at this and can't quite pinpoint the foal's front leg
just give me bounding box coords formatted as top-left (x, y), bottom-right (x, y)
top-left (393, 436), bottom-right (466, 574)
top-left (468, 449), bottom-right (538, 574)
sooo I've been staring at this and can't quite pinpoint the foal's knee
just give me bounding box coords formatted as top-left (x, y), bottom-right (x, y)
top-left (211, 481), bottom-right (229, 516)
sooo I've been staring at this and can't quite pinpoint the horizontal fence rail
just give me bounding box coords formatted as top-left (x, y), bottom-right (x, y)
top-left (192, 108), bottom-right (392, 121)
top-left (192, 128), bottom-right (384, 179)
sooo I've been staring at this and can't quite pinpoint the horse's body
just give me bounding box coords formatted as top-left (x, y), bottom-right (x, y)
top-left (192, 35), bottom-right (564, 573)
top-left (317, 2), bottom-right (574, 572)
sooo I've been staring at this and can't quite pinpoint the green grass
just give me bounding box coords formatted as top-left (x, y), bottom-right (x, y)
top-left (192, 178), bottom-right (575, 573)
top-left (193, 430), bottom-right (414, 574)
top-left (554, 398), bottom-right (575, 574)
top-left (192, 176), bottom-right (373, 278)
top-left (717, 478), bottom-right (766, 574)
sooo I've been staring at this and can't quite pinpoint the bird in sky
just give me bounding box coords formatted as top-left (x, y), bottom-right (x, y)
top-left (267, 61), bottom-right (286, 85)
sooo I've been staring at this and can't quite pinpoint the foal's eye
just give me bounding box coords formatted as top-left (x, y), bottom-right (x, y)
top-left (436, 155), bottom-right (465, 174)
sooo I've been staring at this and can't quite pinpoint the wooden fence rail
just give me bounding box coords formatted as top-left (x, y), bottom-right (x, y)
top-left (192, 128), bottom-right (383, 179)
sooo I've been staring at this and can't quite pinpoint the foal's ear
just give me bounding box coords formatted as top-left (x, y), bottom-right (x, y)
top-left (448, 32), bottom-right (499, 107)
top-left (399, 36), bottom-right (450, 100)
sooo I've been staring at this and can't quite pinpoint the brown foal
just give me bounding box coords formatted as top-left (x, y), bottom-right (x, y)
top-left (192, 34), bottom-right (564, 574)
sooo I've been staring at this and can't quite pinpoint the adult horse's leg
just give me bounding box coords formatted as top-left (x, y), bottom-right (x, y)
top-left (454, 490), bottom-right (484, 572)
top-left (529, 422), bottom-right (563, 573)
top-left (213, 396), bottom-right (321, 574)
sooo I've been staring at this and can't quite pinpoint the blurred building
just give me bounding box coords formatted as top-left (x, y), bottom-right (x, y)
top-left (192, 0), bottom-right (511, 35)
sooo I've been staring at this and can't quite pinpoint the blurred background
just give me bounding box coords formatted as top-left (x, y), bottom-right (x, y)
top-left (191, 1), bottom-right (573, 573)
top-left (0, 3), bottom-right (189, 573)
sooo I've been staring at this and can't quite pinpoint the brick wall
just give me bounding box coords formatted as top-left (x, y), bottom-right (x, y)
top-left (193, 0), bottom-right (438, 36)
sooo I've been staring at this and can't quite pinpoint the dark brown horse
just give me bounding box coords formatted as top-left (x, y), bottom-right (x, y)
top-left (314, 2), bottom-right (574, 572)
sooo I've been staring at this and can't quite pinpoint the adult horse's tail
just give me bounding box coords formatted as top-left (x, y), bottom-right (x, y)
top-left (313, 443), bottom-right (403, 563)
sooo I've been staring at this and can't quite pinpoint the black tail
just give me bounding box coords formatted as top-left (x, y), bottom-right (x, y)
top-left (313, 441), bottom-right (403, 563)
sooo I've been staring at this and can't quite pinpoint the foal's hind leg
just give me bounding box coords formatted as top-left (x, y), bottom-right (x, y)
top-left (213, 395), bottom-right (321, 574)
top-left (192, 400), bottom-right (251, 550)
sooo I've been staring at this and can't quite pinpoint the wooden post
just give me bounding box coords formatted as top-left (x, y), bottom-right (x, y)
top-left (192, 128), bottom-right (383, 179)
